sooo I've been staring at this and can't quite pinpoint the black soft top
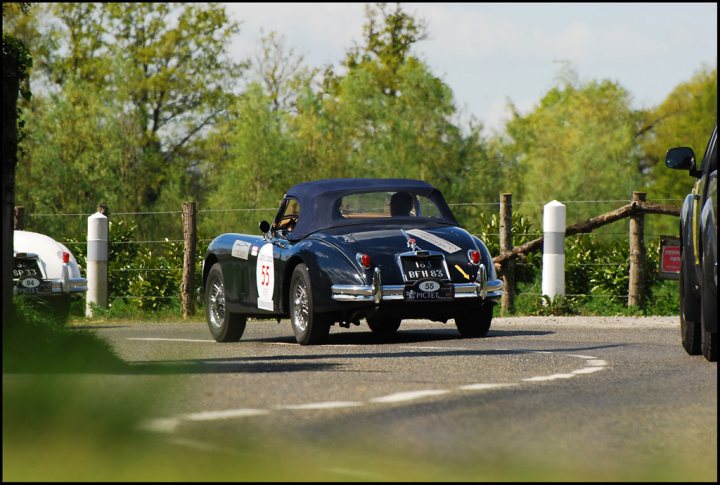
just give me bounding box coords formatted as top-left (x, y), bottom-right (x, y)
top-left (284, 178), bottom-right (458, 240)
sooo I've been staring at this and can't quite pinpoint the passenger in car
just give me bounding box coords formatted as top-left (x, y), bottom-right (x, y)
top-left (390, 191), bottom-right (414, 217)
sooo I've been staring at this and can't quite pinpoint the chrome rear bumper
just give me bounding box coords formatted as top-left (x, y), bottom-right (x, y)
top-left (331, 265), bottom-right (503, 303)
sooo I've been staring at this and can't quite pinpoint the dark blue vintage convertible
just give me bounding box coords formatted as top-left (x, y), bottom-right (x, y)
top-left (201, 178), bottom-right (503, 344)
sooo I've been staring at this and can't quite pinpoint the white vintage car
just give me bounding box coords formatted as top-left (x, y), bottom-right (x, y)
top-left (13, 230), bottom-right (88, 318)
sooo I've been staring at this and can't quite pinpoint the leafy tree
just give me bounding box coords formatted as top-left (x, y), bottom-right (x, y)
top-left (251, 30), bottom-right (319, 113)
top-left (203, 84), bottom-right (295, 236)
top-left (500, 67), bottom-right (642, 225)
top-left (11, 2), bottom-right (246, 239)
top-left (344, 2), bottom-right (428, 97)
top-left (15, 77), bottom-right (146, 238)
top-left (202, 3), bottom-right (502, 235)
top-left (638, 64), bottom-right (717, 235)
top-left (286, 2), bottom-right (501, 221)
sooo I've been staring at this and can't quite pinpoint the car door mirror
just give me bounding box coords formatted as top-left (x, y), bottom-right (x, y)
top-left (259, 220), bottom-right (271, 235)
top-left (665, 147), bottom-right (698, 174)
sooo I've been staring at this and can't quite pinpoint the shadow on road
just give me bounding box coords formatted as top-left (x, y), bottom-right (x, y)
top-left (117, 342), bottom-right (626, 376)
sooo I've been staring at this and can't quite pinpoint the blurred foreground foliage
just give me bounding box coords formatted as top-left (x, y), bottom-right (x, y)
top-left (3, 297), bottom-right (125, 373)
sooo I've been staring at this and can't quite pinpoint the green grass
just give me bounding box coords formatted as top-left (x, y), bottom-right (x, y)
top-left (71, 296), bottom-right (198, 323)
top-left (499, 277), bottom-right (679, 318)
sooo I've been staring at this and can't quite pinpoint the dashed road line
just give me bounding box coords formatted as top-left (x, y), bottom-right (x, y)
top-left (370, 389), bottom-right (451, 403)
top-left (523, 373), bottom-right (576, 382)
top-left (458, 383), bottom-right (517, 391)
top-left (276, 401), bottom-right (364, 410)
top-left (184, 409), bottom-right (270, 421)
top-left (139, 350), bottom-right (609, 434)
top-left (127, 337), bottom-right (216, 343)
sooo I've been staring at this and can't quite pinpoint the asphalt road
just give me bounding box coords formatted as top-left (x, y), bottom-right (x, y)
top-left (80, 315), bottom-right (717, 480)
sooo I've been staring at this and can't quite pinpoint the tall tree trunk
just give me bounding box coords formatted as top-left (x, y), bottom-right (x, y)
top-left (2, 50), bottom-right (20, 326)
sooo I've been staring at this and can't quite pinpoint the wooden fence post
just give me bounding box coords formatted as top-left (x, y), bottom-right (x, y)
top-left (14, 206), bottom-right (24, 230)
top-left (182, 201), bottom-right (197, 318)
top-left (628, 191), bottom-right (646, 307)
top-left (499, 193), bottom-right (514, 312)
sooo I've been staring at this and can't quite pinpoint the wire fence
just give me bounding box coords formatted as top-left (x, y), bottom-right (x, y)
top-left (14, 195), bottom-right (683, 307)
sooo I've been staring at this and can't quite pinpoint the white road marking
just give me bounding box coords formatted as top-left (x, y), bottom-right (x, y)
top-left (137, 349), bottom-right (610, 434)
top-left (370, 390), bottom-right (451, 403)
top-left (183, 409), bottom-right (269, 421)
top-left (523, 373), bottom-right (577, 382)
top-left (572, 367), bottom-right (605, 374)
top-left (127, 337), bottom-right (216, 343)
top-left (276, 401), bottom-right (364, 410)
top-left (458, 383), bottom-right (517, 391)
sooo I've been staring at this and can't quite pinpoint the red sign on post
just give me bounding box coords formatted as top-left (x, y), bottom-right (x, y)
top-left (659, 236), bottom-right (681, 280)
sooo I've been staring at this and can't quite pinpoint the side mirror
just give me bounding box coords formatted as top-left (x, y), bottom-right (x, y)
top-left (259, 220), bottom-right (271, 235)
top-left (665, 147), bottom-right (697, 174)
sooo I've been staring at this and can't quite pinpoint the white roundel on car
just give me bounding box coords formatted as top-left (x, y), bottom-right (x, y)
top-left (21, 278), bottom-right (40, 289)
top-left (256, 243), bottom-right (275, 311)
top-left (418, 281), bottom-right (441, 292)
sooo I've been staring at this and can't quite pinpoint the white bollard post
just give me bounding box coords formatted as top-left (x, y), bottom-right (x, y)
top-left (542, 200), bottom-right (566, 302)
top-left (86, 212), bottom-right (108, 317)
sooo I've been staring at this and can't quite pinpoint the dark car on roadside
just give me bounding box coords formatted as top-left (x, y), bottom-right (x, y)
top-left (201, 178), bottom-right (503, 345)
top-left (665, 124), bottom-right (717, 362)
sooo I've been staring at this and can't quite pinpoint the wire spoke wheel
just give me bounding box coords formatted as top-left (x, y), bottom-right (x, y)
top-left (292, 280), bottom-right (310, 333)
top-left (290, 264), bottom-right (330, 345)
top-left (205, 263), bottom-right (246, 342)
top-left (208, 279), bottom-right (226, 330)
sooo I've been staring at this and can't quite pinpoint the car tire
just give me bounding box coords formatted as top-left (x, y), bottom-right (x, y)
top-left (700, 241), bottom-right (717, 362)
top-left (679, 248), bottom-right (701, 355)
top-left (205, 263), bottom-right (246, 342)
top-left (367, 315), bottom-right (401, 336)
top-left (455, 303), bottom-right (493, 338)
top-left (290, 264), bottom-right (330, 345)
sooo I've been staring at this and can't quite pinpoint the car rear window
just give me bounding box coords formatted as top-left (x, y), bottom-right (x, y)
top-left (333, 191), bottom-right (443, 220)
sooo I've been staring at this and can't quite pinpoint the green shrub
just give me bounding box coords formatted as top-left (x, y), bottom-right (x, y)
top-left (502, 226), bottom-right (676, 316)
top-left (65, 219), bottom-right (203, 315)
top-left (475, 212), bottom-right (541, 285)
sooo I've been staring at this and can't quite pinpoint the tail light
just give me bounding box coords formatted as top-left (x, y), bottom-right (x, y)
top-left (468, 250), bottom-right (480, 265)
top-left (62, 251), bottom-right (70, 264)
top-left (357, 253), bottom-right (372, 269)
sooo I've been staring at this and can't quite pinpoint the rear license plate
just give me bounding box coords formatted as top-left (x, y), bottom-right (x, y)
top-left (13, 258), bottom-right (42, 279)
top-left (401, 256), bottom-right (448, 281)
top-left (403, 279), bottom-right (454, 301)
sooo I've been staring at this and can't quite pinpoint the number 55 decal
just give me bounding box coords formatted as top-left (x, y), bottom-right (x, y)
top-left (256, 244), bottom-right (275, 311)
top-left (259, 265), bottom-right (271, 286)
